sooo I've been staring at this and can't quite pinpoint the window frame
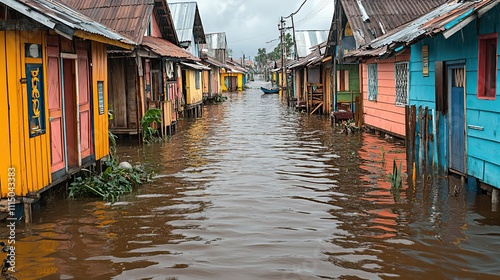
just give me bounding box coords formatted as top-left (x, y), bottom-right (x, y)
top-left (195, 70), bottom-right (201, 90)
top-left (394, 61), bottom-right (410, 106)
top-left (337, 69), bottom-right (350, 92)
top-left (477, 33), bottom-right (497, 100)
top-left (367, 63), bottom-right (378, 101)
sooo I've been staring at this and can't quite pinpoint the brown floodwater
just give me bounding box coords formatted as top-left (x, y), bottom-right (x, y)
top-left (2, 78), bottom-right (500, 280)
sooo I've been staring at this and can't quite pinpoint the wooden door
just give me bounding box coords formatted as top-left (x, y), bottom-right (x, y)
top-left (47, 40), bottom-right (65, 173)
top-left (449, 65), bottom-right (466, 174)
top-left (77, 48), bottom-right (92, 159)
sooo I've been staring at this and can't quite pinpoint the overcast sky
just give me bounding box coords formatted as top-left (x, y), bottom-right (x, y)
top-left (171, 0), bottom-right (334, 60)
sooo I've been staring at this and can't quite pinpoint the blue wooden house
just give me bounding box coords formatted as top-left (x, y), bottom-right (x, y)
top-left (347, 0), bottom-right (499, 196)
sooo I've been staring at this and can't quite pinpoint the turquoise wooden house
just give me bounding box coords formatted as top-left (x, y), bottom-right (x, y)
top-left (348, 0), bottom-right (499, 195)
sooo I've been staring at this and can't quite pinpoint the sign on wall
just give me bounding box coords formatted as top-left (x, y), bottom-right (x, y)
top-left (26, 63), bottom-right (46, 137)
top-left (422, 45), bottom-right (429, 77)
top-left (98, 81), bottom-right (104, 115)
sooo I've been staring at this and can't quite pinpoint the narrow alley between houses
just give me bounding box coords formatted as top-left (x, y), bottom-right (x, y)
top-left (3, 78), bottom-right (499, 280)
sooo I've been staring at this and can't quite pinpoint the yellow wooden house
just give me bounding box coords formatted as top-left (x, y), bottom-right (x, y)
top-left (0, 1), bottom-right (134, 199)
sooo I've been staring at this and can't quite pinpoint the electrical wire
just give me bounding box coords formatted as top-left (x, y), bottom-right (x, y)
top-left (297, 0), bottom-right (331, 25)
top-left (284, 0), bottom-right (309, 19)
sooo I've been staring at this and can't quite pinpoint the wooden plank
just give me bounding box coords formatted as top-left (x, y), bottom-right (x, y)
top-left (310, 102), bottom-right (323, 115)
top-left (0, 31), bottom-right (11, 197)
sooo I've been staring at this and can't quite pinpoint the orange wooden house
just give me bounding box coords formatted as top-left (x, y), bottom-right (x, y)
top-left (326, 0), bottom-right (446, 137)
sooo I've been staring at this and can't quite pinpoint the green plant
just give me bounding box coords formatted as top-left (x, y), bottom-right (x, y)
top-left (388, 160), bottom-right (403, 202)
top-left (141, 108), bottom-right (162, 143)
top-left (381, 146), bottom-right (386, 164)
top-left (69, 164), bottom-right (151, 202)
top-left (108, 130), bottom-right (118, 165)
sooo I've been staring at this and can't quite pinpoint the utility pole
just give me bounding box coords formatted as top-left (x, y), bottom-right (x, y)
top-left (279, 17), bottom-right (289, 105)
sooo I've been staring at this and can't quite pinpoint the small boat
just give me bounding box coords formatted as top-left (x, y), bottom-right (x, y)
top-left (260, 87), bottom-right (279, 94)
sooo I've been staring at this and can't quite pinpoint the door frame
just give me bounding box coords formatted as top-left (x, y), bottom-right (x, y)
top-left (447, 61), bottom-right (466, 174)
top-left (60, 53), bottom-right (82, 169)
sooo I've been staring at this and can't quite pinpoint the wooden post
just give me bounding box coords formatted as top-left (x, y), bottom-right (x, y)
top-left (418, 106), bottom-right (424, 174)
top-left (424, 107), bottom-right (429, 174)
top-left (23, 200), bottom-right (32, 225)
top-left (411, 105), bottom-right (417, 171)
top-left (405, 105), bottom-right (410, 176)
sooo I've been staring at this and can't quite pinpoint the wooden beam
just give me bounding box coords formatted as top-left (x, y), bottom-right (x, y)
top-left (310, 102), bottom-right (323, 115)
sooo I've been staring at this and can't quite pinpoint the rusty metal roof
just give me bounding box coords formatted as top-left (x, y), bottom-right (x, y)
top-left (169, 2), bottom-right (206, 45)
top-left (4, 0), bottom-right (135, 46)
top-left (203, 56), bottom-right (224, 68)
top-left (294, 30), bottom-right (329, 58)
top-left (347, 0), bottom-right (499, 58)
top-left (142, 36), bottom-right (199, 61)
top-left (339, 0), bottom-right (447, 47)
top-left (59, 0), bottom-right (154, 44)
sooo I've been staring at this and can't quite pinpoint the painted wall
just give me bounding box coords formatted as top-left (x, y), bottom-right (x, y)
top-left (185, 69), bottom-right (203, 104)
top-left (336, 64), bottom-right (360, 103)
top-left (409, 5), bottom-right (500, 188)
top-left (221, 73), bottom-right (243, 91)
top-left (91, 41), bottom-right (110, 160)
top-left (0, 30), bottom-right (51, 197)
top-left (362, 53), bottom-right (410, 138)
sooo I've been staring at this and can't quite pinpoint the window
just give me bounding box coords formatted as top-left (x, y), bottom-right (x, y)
top-left (368, 64), bottom-right (378, 101)
top-left (395, 61), bottom-right (409, 106)
top-left (478, 33), bottom-right (497, 99)
top-left (195, 70), bottom-right (201, 90)
top-left (337, 70), bottom-right (350, 91)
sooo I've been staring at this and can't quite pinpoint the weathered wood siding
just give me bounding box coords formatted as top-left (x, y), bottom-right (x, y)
top-left (362, 53), bottom-right (410, 138)
top-left (409, 5), bottom-right (500, 188)
top-left (0, 31), bottom-right (51, 197)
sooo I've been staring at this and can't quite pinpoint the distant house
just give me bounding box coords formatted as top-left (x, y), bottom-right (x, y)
top-left (201, 32), bottom-right (228, 99)
top-left (326, 0), bottom-right (446, 132)
top-left (0, 0), bottom-right (134, 198)
top-left (222, 58), bottom-right (247, 92)
top-left (347, 0), bottom-right (500, 193)
top-left (63, 0), bottom-right (201, 136)
top-left (289, 30), bottom-right (329, 114)
top-left (169, 1), bottom-right (208, 117)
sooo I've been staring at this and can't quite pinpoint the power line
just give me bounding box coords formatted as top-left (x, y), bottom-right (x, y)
top-left (283, 0), bottom-right (309, 19)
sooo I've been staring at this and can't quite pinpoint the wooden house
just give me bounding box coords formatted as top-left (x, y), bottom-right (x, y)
top-left (63, 0), bottom-right (202, 136)
top-left (348, 1), bottom-right (500, 195)
top-left (288, 30), bottom-right (329, 114)
top-left (200, 32), bottom-right (227, 99)
top-left (0, 0), bottom-right (134, 199)
top-left (169, 2), bottom-right (208, 117)
top-left (201, 56), bottom-right (224, 100)
top-left (326, 0), bottom-right (446, 131)
top-left (222, 58), bottom-right (247, 92)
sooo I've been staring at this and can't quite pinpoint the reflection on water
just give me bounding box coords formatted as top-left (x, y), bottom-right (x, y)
top-left (2, 78), bottom-right (500, 279)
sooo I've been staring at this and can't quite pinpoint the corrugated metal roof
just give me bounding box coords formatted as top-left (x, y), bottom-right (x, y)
top-left (294, 30), bottom-right (328, 58)
top-left (181, 61), bottom-right (211, 70)
top-left (203, 56), bottom-right (224, 68)
top-left (59, 0), bottom-right (154, 44)
top-left (5, 0), bottom-right (135, 46)
top-left (289, 41), bottom-right (327, 69)
top-left (205, 32), bottom-right (227, 50)
top-left (339, 0), bottom-right (447, 47)
top-left (347, 0), bottom-right (499, 58)
top-left (142, 36), bottom-right (199, 61)
top-left (169, 2), bottom-right (206, 44)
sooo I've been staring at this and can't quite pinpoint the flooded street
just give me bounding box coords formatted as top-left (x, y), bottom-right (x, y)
top-left (4, 78), bottom-right (500, 279)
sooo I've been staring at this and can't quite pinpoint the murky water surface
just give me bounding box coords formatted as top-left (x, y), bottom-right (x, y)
top-left (3, 79), bottom-right (500, 279)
